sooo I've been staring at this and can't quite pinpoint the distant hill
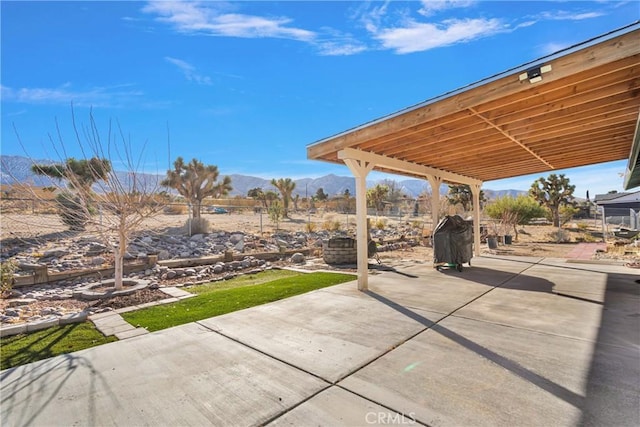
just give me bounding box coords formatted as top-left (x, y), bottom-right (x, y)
top-left (1, 155), bottom-right (525, 199)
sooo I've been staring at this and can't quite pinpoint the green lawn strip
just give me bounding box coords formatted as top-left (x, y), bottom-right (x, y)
top-left (0, 322), bottom-right (117, 371)
top-left (123, 272), bottom-right (355, 332)
top-left (186, 269), bottom-right (301, 294)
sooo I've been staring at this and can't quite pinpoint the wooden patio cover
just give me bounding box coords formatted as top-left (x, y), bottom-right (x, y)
top-left (308, 24), bottom-right (640, 184)
top-left (306, 23), bottom-right (640, 290)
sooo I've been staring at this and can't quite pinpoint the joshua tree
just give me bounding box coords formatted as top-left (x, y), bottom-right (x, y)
top-left (31, 157), bottom-right (112, 229)
top-left (367, 184), bottom-right (389, 215)
top-left (31, 157), bottom-right (111, 192)
top-left (529, 174), bottom-right (575, 227)
top-left (271, 178), bottom-right (296, 218)
top-left (162, 157), bottom-right (232, 218)
top-left (446, 184), bottom-right (485, 212)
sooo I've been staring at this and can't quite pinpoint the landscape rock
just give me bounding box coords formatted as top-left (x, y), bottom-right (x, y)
top-left (290, 253), bottom-right (305, 264)
top-left (8, 299), bottom-right (38, 307)
top-left (91, 256), bottom-right (106, 265)
top-left (42, 248), bottom-right (70, 259)
top-left (229, 233), bottom-right (244, 244)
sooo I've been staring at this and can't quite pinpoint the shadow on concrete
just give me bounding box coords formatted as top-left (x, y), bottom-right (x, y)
top-left (369, 264), bottom-right (419, 278)
top-left (366, 264), bottom-right (640, 425)
top-left (435, 264), bottom-right (555, 293)
top-left (1, 352), bottom-right (119, 427)
top-left (579, 272), bottom-right (640, 426)
top-left (363, 290), bottom-right (585, 409)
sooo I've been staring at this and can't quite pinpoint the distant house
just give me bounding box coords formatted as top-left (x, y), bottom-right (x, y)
top-left (595, 191), bottom-right (640, 228)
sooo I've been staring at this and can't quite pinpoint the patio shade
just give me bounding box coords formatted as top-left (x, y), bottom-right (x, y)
top-left (307, 24), bottom-right (640, 185)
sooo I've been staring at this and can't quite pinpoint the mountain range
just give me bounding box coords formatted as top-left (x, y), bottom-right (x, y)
top-left (0, 155), bottom-right (525, 199)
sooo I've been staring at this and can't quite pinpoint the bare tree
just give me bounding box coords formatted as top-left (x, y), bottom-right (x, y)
top-left (10, 108), bottom-right (167, 290)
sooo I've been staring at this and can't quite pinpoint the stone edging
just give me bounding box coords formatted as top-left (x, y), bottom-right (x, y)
top-left (0, 286), bottom-right (193, 339)
top-left (0, 311), bottom-right (88, 338)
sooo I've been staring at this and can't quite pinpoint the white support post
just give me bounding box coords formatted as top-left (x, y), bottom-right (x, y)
top-left (470, 183), bottom-right (483, 257)
top-left (342, 157), bottom-right (374, 291)
top-left (427, 176), bottom-right (442, 231)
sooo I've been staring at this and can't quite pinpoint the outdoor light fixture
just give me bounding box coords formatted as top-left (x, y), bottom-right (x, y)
top-left (519, 64), bottom-right (552, 83)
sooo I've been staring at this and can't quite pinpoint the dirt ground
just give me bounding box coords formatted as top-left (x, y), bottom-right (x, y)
top-left (3, 210), bottom-right (638, 324)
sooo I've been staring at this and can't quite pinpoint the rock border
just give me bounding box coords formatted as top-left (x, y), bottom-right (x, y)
top-left (72, 279), bottom-right (150, 301)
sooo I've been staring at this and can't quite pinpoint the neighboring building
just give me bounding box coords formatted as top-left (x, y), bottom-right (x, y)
top-left (595, 191), bottom-right (640, 228)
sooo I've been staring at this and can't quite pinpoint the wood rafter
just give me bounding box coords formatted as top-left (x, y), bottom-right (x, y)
top-left (467, 106), bottom-right (554, 169)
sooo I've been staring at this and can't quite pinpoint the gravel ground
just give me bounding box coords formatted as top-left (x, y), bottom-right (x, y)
top-left (2, 211), bottom-right (635, 327)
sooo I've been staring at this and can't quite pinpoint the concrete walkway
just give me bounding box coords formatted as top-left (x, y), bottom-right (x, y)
top-left (1, 256), bottom-right (638, 426)
top-left (566, 242), bottom-right (607, 260)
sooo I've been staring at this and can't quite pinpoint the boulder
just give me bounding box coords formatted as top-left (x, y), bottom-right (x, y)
top-left (91, 256), bottom-right (106, 265)
top-left (229, 233), bottom-right (244, 244)
top-left (290, 253), bottom-right (305, 264)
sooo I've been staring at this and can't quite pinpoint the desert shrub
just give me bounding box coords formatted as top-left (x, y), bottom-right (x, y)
top-left (576, 221), bottom-right (589, 231)
top-left (164, 204), bottom-right (187, 215)
top-left (576, 233), bottom-right (599, 243)
top-left (560, 205), bottom-right (580, 225)
top-left (548, 229), bottom-right (571, 243)
top-left (56, 192), bottom-right (89, 230)
top-left (375, 218), bottom-right (387, 230)
top-left (411, 220), bottom-right (422, 229)
top-left (322, 220), bottom-right (341, 232)
top-left (268, 200), bottom-right (284, 231)
top-left (1, 261), bottom-right (16, 297)
top-left (305, 222), bottom-right (317, 233)
top-left (185, 217), bottom-right (210, 235)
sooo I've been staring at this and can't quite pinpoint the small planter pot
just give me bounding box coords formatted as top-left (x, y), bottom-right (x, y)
top-left (487, 237), bottom-right (498, 249)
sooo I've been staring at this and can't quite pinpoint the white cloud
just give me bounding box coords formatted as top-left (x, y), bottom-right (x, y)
top-left (164, 57), bottom-right (212, 85)
top-left (0, 84), bottom-right (143, 107)
top-left (316, 41), bottom-right (368, 56)
top-left (375, 17), bottom-right (504, 54)
top-left (143, 1), bottom-right (315, 41)
top-left (540, 10), bottom-right (604, 21)
top-left (418, 0), bottom-right (476, 17)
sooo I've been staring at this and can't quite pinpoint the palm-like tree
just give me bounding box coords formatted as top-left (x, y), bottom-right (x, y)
top-left (162, 157), bottom-right (232, 218)
top-left (271, 178), bottom-right (296, 218)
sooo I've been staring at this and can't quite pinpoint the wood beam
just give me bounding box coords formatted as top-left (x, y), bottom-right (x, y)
top-left (338, 148), bottom-right (482, 186)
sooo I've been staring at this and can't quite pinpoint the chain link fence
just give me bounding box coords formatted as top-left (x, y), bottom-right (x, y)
top-left (602, 206), bottom-right (639, 230)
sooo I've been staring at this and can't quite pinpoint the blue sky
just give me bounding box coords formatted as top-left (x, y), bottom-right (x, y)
top-left (2, 1), bottom-right (638, 198)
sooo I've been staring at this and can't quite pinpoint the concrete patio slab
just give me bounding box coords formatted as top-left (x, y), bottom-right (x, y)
top-left (339, 314), bottom-right (638, 427)
top-left (198, 285), bottom-right (443, 383)
top-left (2, 256), bottom-right (638, 427)
top-left (0, 323), bottom-right (328, 426)
top-left (268, 386), bottom-right (410, 426)
top-left (455, 262), bottom-right (640, 346)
